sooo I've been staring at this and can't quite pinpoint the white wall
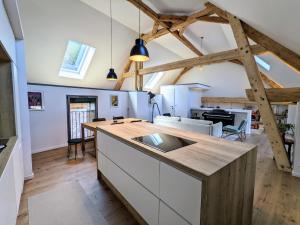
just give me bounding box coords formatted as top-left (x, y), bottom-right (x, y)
top-left (177, 62), bottom-right (250, 97)
top-left (0, 0), bottom-right (16, 62)
top-left (28, 84), bottom-right (129, 153)
top-left (15, 41), bottom-right (33, 179)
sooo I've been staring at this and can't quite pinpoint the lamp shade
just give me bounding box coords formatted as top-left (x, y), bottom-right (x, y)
top-left (106, 68), bottom-right (117, 80)
top-left (129, 38), bottom-right (149, 62)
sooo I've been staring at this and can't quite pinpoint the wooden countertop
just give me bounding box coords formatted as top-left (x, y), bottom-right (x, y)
top-left (82, 118), bottom-right (146, 130)
top-left (96, 122), bottom-right (256, 179)
top-left (0, 136), bottom-right (17, 178)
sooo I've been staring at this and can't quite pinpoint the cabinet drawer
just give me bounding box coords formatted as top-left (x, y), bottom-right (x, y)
top-left (97, 132), bottom-right (159, 196)
top-left (160, 162), bottom-right (202, 225)
top-left (98, 151), bottom-right (107, 176)
top-left (159, 201), bottom-right (190, 225)
top-left (105, 154), bottom-right (159, 225)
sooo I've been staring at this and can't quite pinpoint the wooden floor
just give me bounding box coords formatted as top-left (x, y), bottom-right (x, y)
top-left (16, 134), bottom-right (300, 225)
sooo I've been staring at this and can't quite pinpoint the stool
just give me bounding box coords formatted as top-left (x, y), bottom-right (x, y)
top-left (67, 138), bottom-right (83, 160)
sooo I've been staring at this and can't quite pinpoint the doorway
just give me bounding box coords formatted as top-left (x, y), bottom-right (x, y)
top-left (66, 95), bottom-right (98, 141)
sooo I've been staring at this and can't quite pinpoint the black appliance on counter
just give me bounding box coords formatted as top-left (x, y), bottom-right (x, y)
top-left (202, 109), bottom-right (235, 126)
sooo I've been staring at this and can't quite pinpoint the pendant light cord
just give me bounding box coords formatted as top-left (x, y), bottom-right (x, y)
top-left (139, 5), bottom-right (141, 39)
top-left (110, 0), bottom-right (113, 68)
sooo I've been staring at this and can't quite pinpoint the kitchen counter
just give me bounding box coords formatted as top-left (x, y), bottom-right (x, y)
top-left (0, 136), bottom-right (17, 178)
top-left (96, 121), bottom-right (257, 225)
top-left (97, 122), bottom-right (255, 178)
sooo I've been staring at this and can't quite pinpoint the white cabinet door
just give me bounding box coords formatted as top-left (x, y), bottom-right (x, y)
top-left (159, 201), bottom-right (190, 225)
top-left (0, 156), bottom-right (17, 225)
top-left (98, 132), bottom-right (160, 196)
top-left (105, 155), bottom-right (159, 225)
top-left (174, 86), bottom-right (188, 117)
top-left (98, 151), bottom-right (107, 176)
top-left (160, 162), bottom-right (202, 225)
top-left (161, 86), bottom-right (175, 116)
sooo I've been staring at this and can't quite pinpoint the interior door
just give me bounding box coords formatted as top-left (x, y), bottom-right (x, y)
top-left (161, 86), bottom-right (175, 116)
top-left (174, 86), bottom-right (188, 117)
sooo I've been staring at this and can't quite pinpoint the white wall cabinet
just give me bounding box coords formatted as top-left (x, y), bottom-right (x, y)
top-left (97, 132), bottom-right (203, 225)
top-left (98, 133), bottom-right (160, 196)
top-left (159, 201), bottom-right (190, 225)
top-left (0, 140), bottom-right (24, 225)
top-left (99, 152), bottom-right (159, 225)
top-left (160, 162), bottom-right (202, 225)
top-left (161, 84), bottom-right (209, 118)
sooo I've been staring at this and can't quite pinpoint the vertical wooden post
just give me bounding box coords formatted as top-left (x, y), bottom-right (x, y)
top-left (135, 61), bottom-right (143, 91)
top-left (228, 14), bottom-right (291, 172)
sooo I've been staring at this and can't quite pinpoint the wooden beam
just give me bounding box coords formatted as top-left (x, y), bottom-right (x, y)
top-left (142, 28), bottom-right (169, 42)
top-left (172, 67), bottom-right (193, 84)
top-left (113, 60), bottom-right (132, 90)
top-left (128, 0), bottom-right (206, 57)
top-left (260, 72), bottom-right (283, 88)
top-left (197, 16), bottom-right (229, 24)
top-left (246, 87), bottom-right (300, 102)
top-left (207, 2), bottom-right (300, 73)
top-left (151, 22), bottom-right (160, 34)
top-left (131, 45), bottom-right (264, 76)
top-left (172, 31), bottom-right (204, 56)
top-left (138, 48), bottom-right (240, 75)
top-left (242, 23), bottom-right (300, 73)
top-left (228, 13), bottom-right (291, 172)
top-left (158, 14), bottom-right (187, 22)
top-left (169, 6), bottom-right (215, 32)
top-left (202, 97), bottom-right (256, 105)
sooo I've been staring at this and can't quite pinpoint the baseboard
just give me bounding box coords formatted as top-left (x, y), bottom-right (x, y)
top-left (292, 169), bottom-right (300, 178)
top-left (24, 172), bottom-right (34, 180)
top-left (32, 144), bottom-right (67, 154)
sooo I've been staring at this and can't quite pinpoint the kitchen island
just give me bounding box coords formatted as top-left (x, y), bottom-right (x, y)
top-left (96, 121), bottom-right (257, 225)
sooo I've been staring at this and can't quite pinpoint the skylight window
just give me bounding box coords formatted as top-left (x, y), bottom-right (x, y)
top-left (255, 56), bottom-right (271, 71)
top-left (59, 40), bottom-right (95, 79)
top-left (144, 72), bottom-right (164, 90)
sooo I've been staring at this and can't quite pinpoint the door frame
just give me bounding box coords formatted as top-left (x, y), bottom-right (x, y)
top-left (66, 95), bottom-right (98, 141)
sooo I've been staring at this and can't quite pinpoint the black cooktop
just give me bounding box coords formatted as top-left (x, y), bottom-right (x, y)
top-left (132, 133), bottom-right (196, 153)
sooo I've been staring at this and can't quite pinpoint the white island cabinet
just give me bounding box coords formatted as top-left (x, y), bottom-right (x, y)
top-left (96, 122), bottom-right (257, 225)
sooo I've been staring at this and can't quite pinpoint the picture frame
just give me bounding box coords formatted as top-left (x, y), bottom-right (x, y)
top-left (110, 95), bottom-right (119, 108)
top-left (28, 91), bottom-right (45, 110)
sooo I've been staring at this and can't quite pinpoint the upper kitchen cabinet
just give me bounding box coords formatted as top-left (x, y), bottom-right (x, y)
top-left (160, 84), bottom-right (210, 117)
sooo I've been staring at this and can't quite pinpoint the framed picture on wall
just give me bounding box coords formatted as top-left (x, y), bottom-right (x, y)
top-left (110, 95), bottom-right (119, 108)
top-left (28, 91), bottom-right (44, 110)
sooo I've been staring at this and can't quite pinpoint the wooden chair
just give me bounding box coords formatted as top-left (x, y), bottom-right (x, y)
top-left (222, 120), bottom-right (247, 141)
top-left (91, 118), bottom-right (106, 150)
top-left (113, 116), bottom-right (124, 120)
top-left (67, 138), bottom-right (84, 160)
top-left (92, 118), bottom-right (106, 122)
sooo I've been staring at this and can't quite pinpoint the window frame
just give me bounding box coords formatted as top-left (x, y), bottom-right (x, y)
top-left (59, 40), bottom-right (96, 79)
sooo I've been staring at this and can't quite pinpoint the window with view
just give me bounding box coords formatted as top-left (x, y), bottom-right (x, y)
top-left (59, 40), bottom-right (95, 79)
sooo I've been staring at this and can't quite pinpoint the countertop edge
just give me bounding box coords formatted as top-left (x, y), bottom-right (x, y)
top-left (0, 136), bottom-right (17, 179)
top-left (97, 126), bottom-right (231, 180)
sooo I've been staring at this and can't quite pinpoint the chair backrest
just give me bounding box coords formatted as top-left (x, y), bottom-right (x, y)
top-left (93, 118), bottom-right (106, 122)
top-left (238, 120), bottom-right (247, 130)
top-left (163, 113), bottom-right (171, 117)
top-left (113, 116), bottom-right (124, 120)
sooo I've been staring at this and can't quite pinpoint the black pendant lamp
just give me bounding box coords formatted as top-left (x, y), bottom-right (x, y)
top-left (129, 5), bottom-right (149, 62)
top-left (106, 0), bottom-right (117, 80)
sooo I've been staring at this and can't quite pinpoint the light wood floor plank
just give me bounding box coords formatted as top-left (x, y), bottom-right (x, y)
top-left (16, 134), bottom-right (300, 225)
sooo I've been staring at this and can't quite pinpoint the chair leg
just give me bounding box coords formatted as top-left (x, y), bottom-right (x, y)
top-left (67, 144), bottom-right (71, 159)
top-left (75, 144), bottom-right (77, 160)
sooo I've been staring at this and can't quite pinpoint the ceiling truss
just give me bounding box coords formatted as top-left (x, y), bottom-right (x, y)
top-left (112, 0), bottom-right (300, 172)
